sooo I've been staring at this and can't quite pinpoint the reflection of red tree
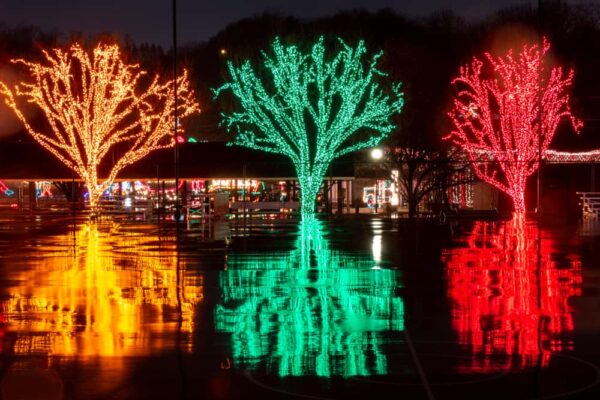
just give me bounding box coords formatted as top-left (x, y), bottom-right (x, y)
top-left (444, 214), bottom-right (582, 372)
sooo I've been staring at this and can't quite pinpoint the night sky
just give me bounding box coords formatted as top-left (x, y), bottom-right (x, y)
top-left (0, 0), bottom-right (560, 47)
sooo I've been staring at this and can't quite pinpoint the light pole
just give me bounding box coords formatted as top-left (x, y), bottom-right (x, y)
top-left (173, 0), bottom-right (180, 225)
top-left (537, 0), bottom-right (543, 216)
top-left (371, 148), bottom-right (383, 213)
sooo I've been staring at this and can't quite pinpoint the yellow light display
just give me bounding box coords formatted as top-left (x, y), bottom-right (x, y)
top-left (0, 43), bottom-right (200, 209)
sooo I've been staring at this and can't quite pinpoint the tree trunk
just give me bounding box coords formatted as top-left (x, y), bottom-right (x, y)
top-left (296, 160), bottom-right (331, 219)
top-left (87, 177), bottom-right (109, 215)
top-left (512, 183), bottom-right (526, 213)
top-left (299, 182), bottom-right (319, 218)
top-left (406, 164), bottom-right (417, 219)
top-left (88, 185), bottom-right (102, 213)
top-left (408, 194), bottom-right (418, 219)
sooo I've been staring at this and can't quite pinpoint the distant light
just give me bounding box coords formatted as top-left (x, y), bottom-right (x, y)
top-left (176, 136), bottom-right (185, 143)
top-left (188, 137), bottom-right (198, 143)
top-left (371, 148), bottom-right (383, 160)
top-left (124, 197), bottom-right (132, 208)
top-left (220, 48), bottom-right (227, 55)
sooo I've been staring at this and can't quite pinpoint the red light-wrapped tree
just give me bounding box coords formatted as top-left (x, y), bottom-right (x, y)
top-left (446, 40), bottom-right (582, 212)
top-left (0, 43), bottom-right (199, 210)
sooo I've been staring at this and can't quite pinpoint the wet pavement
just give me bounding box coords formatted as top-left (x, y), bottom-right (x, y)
top-left (0, 213), bottom-right (599, 399)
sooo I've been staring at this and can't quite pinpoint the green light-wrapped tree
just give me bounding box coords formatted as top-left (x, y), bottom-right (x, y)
top-left (214, 37), bottom-right (404, 217)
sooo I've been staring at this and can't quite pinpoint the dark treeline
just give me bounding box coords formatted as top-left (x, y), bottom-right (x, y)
top-left (183, 2), bottom-right (600, 149)
top-left (2, 2), bottom-right (600, 149)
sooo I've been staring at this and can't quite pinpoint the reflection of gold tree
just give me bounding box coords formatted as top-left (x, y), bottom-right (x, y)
top-left (215, 218), bottom-right (404, 377)
top-left (1, 222), bottom-right (202, 358)
top-left (444, 214), bottom-right (582, 372)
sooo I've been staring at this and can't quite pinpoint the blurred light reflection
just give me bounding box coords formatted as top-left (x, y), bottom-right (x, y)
top-left (215, 218), bottom-right (404, 377)
top-left (1, 222), bottom-right (202, 358)
top-left (443, 214), bottom-right (582, 372)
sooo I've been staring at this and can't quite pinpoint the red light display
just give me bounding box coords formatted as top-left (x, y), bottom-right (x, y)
top-left (544, 149), bottom-right (600, 163)
top-left (446, 39), bottom-right (582, 212)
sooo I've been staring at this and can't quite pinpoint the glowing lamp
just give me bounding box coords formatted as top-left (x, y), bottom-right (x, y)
top-left (371, 148), bottom-right (383, 160)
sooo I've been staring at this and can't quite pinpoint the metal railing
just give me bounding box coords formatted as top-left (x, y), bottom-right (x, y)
top-left (577, 192), bottom-right (600, 218)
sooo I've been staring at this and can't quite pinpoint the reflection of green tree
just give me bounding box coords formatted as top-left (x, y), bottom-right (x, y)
top-left (215, 218), bottom-right (404, 377)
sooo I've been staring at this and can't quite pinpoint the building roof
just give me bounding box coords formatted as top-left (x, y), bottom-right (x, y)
top-left (0, 140), bottom-right (358, 180)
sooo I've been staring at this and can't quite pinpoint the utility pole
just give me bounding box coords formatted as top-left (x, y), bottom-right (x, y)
top-left (537, 0), bottom-right (543, 215)
top-left (173, 0), bottom-right (180, 226)
top-left (172, 2), bottom-right (187, 399)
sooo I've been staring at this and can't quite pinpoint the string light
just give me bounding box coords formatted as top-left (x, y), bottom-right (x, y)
top-left (447, 169), bottom-right (474, 208)
top-left (469, 148), bottom-right (600, 164)
top-left (544, 149), bottom-right (600, 163)
top-left (446, 39), bottom-right (582, 213)
top-left (0, 43), bottom-right (200, 210)
top-left (214, 37), bottom-right (404, 218)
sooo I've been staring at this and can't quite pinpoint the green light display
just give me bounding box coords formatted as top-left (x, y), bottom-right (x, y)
top-left (214, 37), bottom-right (404, 218)
top-left (215, 218), bottom-right (404, 377)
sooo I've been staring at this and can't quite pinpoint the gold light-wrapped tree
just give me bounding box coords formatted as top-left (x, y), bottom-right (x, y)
top-left (0, 42), bottom-right (199, 209)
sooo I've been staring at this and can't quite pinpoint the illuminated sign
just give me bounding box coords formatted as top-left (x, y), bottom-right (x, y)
top-left (0, 180), bottom-right (15, 196)
top-left (210, 179), bottom-right (260, 192)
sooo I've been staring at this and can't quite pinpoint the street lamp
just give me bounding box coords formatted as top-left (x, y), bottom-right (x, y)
top-left (371, 148), bottom-right (383, 160)
top-left (371, 148), bottom-right (383, 213)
